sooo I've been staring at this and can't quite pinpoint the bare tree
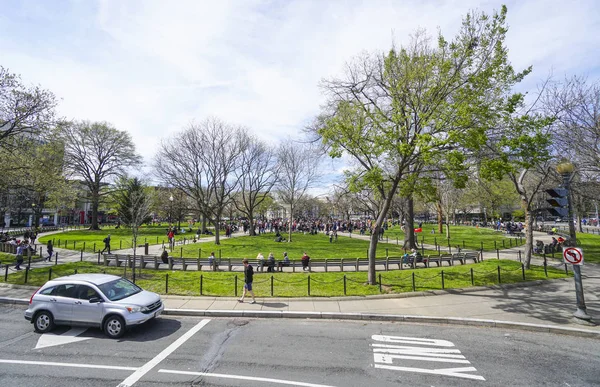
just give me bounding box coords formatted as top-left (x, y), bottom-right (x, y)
top-left (61, 121), bottom-right (142, 230)
top-left (0, 66), bottom-right (58, 149)
top-left (113, 177), bottom-right (154, 282)
top-left (233, 136), bottom-right (279, 236)
top-left (276, 140), bottom-right (321, 242)
top-left (155, 118), bottom-right (246, 245)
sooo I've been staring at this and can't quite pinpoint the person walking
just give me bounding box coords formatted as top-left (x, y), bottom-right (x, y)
top-left (238, 259), bottom-right (256, 304)
top-left (15, 242), bottom-right (24, 270)
top-left (101, 234), bottom-right (111, 254)
top-left (46, 240), bottom-right (54, 262)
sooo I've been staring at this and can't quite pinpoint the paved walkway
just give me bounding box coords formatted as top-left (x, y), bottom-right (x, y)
top-left (1, 228), bottom-right (598, 336)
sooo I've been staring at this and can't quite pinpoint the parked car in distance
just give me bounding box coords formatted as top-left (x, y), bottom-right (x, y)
top-left (24, 274), bottom-right (164, 338)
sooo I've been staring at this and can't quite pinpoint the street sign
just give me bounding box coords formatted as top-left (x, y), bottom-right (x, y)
top-left (563, 247), bottom-right (583, 265)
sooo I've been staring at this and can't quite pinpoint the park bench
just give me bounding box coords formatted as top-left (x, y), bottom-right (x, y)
top-left (453, 252), bottom-right (479, 265)
top-left (168, 257), bottom-right (205, 271)
top-left (104, 254), bottom-right (126, 267)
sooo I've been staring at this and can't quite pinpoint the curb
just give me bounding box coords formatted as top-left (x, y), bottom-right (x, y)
top-left (1, 297), bottom-right (597, 338)
top-left (161, 309), bottom-right (599, 338)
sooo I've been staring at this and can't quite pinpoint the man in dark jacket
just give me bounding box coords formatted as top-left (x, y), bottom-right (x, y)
top-left (238, 259), bottom-right (256, 303)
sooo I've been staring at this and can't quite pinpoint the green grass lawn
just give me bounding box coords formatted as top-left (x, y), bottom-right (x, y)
top-left (174, 233), bottom-right (437, 260)
top-left (2, 260), bottom-right (570, 297)
top-left (37, 226), bottom-right (189, 253)
top-left (0, 252), bottom-right (16, 265)
top-left (383, 224), bottom-right (524, 251)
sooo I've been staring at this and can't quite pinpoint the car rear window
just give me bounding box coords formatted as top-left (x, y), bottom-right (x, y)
top-left (97, 278), bottom-right (142, 301)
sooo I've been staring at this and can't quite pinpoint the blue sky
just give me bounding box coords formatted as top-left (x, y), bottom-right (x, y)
top-left (1, 0), bottom-right (599, 189)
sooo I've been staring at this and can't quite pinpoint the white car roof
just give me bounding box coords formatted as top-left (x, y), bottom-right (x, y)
top-left (48, 273), bottom-right (122, 286)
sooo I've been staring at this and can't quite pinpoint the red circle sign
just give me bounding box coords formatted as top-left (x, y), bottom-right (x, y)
top-left (563, 247), bottom-right (583, 264)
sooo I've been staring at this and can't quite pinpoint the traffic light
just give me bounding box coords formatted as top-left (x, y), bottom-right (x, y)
top-left (546, 188), bottom-right (568, 217)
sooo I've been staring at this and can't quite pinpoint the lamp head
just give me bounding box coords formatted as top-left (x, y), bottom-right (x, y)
top-left (556, 160), bottom-right (574, 175)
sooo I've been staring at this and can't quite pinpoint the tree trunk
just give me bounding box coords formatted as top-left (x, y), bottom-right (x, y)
top-left (248, 210), bottom-right (256, 236)
top-left (523, 199), bottom-right (534, 269)
top-left (214, 213), bottom-right (221, 245)
top-left (403, 196), bottom-right (417, 250)
top-left (288, 205), bottom-right (294, 242)
top-left (436, 200), bottom-right (443, 234)
top-left (90, 190), bottom-right (100, 230)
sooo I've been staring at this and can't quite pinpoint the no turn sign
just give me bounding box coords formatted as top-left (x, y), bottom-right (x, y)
top-left (563, 247), bottom-right (584, 265)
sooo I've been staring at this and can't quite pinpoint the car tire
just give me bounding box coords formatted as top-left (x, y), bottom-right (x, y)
top-left (34, 311), bottom-right (54, 333)
top-left (103, 315), bottom-right (126, 339)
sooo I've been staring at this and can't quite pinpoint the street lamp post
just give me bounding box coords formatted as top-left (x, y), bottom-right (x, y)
top-left (557, 160), bottom-right (592, 322)
top-left (169, 194), bottom-right (174, 225)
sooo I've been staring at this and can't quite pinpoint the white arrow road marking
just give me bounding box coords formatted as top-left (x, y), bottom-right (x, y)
top-left (35, 327), bottom-right (91, 349)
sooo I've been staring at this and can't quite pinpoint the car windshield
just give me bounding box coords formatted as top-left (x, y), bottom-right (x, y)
top-left (97, 278), bottom-right (142, 301)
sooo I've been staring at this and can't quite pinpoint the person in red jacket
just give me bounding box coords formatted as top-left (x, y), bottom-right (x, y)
top-left (301, 252), bottom-right (310, 271)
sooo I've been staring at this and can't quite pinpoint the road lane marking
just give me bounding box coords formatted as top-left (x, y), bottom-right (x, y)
top-left (0, 359), bottom-right (137, 371)
top-left (371, 335), bottom-right (485, 381)
top-left (159, 369), bottom-right (337, 387)
top-left (35, 327), bottom-right (91, 349)
top-left (375, 364), bottom-right (486, 381)
top-left (117, 319), bottom-right (211, 387)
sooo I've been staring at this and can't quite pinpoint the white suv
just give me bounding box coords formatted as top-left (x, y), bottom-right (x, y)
top-left (24, 274), bottom-right (164, 338)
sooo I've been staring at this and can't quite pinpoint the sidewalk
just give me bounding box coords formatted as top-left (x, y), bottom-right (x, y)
top-left (1, 229), bottom-right (598, 337)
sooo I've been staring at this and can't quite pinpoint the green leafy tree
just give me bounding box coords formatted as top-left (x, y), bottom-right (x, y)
top-left (316, 6), bottom-right (528, 284)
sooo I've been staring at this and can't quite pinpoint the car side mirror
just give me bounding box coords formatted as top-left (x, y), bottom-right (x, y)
top-left (89, 297), bottom-right (103, 303)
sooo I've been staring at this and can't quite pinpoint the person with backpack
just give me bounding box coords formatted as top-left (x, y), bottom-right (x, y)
top-left (101, 234), bottom-right (111, 254)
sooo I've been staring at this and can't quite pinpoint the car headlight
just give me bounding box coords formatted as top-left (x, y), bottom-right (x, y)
top-left (126, 306), bottom-right (147, 313)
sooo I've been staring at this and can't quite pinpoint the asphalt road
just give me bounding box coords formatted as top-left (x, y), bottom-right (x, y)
top-left (0, 305), bottom-right (598, 387)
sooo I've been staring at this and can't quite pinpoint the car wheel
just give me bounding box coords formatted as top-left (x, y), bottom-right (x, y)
top-left (103, 315), bottom-right (126, 339)
top-left (34, 311), bottom-right (54, 333)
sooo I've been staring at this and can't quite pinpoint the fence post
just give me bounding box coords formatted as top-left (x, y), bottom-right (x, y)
top-left (564, 264), bottom-right (568, 275)
top-left (55, 252), bottom-right (58, 265)
top-left (200, 274), bottom-right (203, 295)
top-left (343, 275), bottom-right (347, 295)
top-left (496, 249), bottom-right (499, 259)
top-left (521, 263), bottom-right (525, 280)
top-left (120, 240), bottom-right (122, 249)
top-left (97, 252), bottom-right (101, 264)
top-left (470, 268), bottom-right (474, 285)
top-left (271, 275), bottom-right (274, 296)
top-left (80, 250), bottom-right (83, 261)
top-left (180, 247), bottom-right (183, 258)
top-left (25, 266), bottom-right (29, 284)
top-left (235, 275), bottom-right (238, 297)
top-left (497, 265), bottom-right (501, 284)
top-left (48, 267), bottom-right (52, 281)
top-left (544, 257), bottom-right (548, 277)
top-left (83, 242), bottom-right (86, 251)
top-left (518, 250), bottom-right (522, 262)
top-left (308, 275), bottom-right (311, 296)
top-left (165, 273), bottom-right (169, 293)
top-left (412, 272), bottom-right (416, 291)
top-left (385, 248), bottom-right (388, 258)
top-left (379, 274), bottom-right (382, 293)
top-left (441, 271), bottom-right (445, 289)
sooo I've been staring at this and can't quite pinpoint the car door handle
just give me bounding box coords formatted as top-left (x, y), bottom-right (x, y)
top-left (74, 301), bottom-right (82, 305)
top-left (50, 298), bottom-right (57, 302)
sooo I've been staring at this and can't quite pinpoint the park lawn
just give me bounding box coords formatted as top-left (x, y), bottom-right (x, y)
top-left (174, 233), bottom-right (437, 260)
top-left (38, 226), bottom-right (179, 253)
top-left (383, 225), bottom-right (525, 251)
top-left (2, 260), bottom-right (570, 297)
top-left (0, 252), bottom-right (16, 265)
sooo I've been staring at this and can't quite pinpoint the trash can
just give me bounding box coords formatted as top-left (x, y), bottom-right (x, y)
top-left (144, 243), bottom-right (149, 255)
